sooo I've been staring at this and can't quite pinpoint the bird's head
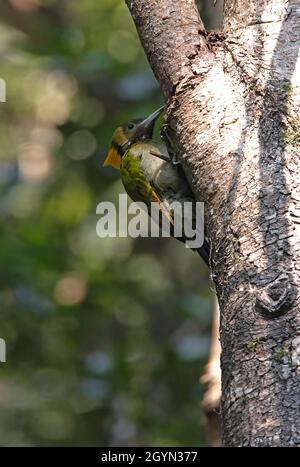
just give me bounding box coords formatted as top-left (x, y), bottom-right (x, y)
top-left (104, 106), bottom-right (164, 170)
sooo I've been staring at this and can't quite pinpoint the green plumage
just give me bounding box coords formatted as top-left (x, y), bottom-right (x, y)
top-left (121, 140), bottom-right (188, 206)
top-left (120, 144), bottom-right (154, 206)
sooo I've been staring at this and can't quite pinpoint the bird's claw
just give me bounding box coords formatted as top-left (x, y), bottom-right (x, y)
top-left (160, 124), bottom-right (180, 165)
top-left (171, 155), bottom-right (180, 165)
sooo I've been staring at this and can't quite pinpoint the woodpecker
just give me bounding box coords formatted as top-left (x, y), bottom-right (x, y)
top-left (104, 107), bottom-right (210, 266)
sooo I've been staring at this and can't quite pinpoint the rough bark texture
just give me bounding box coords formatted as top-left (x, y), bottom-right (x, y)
top-left (126, 0), bottom-right (300, 446)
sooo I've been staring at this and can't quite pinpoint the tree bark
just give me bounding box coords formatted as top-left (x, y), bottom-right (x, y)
top-left (125, 0), bottom-right (300, 446)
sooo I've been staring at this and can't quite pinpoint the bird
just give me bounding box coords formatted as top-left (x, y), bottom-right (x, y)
top-left (104, 107), bottom-right (210, 266)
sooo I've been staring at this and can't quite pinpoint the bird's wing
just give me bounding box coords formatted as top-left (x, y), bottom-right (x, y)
top-left (148, 181), bottom-right (175, 226)
top-left (121, 146), bottom-right (174, 227)
top-left (142, 144), bottom-right (210, 265)
top-left (123, 144), bottom-right (210, 265)
top-left (149, 148), bottom-right (172, 163)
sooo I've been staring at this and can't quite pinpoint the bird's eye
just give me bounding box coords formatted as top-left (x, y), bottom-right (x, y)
top-left (127, 123), bottom-right (135, 130)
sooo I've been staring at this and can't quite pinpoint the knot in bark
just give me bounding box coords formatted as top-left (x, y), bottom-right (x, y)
top-left (255, 273), bottom-right (297, 319)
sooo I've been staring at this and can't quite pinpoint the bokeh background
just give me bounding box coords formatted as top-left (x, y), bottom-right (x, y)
top-left (0, 0), bottom-right (222, 446)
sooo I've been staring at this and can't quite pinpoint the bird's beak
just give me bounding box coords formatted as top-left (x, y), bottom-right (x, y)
top-left (135, 106), bottom-right (164, 140)
top-left (103, 147), bottom-right (122, 170)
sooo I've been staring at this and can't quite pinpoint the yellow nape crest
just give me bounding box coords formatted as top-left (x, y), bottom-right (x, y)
top-left (103, 126), bottom-right (128, 170)
top-left (103, 147), bottom-right (122, 170)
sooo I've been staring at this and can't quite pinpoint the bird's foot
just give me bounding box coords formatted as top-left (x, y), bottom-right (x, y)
top-left (171, 154), bottom-right (180, 165)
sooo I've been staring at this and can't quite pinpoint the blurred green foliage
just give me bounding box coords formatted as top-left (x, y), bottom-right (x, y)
top-left (0, 0), bottom-right (220, 446)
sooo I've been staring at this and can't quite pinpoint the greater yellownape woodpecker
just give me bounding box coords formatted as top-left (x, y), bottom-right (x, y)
top-left (104, 108), bottom-right (210, 266)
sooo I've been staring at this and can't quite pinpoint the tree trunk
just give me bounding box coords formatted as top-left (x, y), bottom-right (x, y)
top-left (125, 0), bottom-right (300, 446)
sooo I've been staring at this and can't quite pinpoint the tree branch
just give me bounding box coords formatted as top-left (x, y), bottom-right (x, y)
top-left (125, 0), bottom-right (212, 98)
